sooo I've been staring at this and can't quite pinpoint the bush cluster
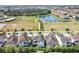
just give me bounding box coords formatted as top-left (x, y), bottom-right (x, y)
top-left (0, 45), bottom-right (79, 53)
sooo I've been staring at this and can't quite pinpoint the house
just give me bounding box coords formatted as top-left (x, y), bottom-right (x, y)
top-left (6, 33), bottom-right (18, 46)
top-left (32, 34), bottom-right (45, 48)
top-left (6, 32), bottom-right (13, 38)
top-left (46, 33), bottom-right (59, 47)
top-left (0, 34), bottom-right (6, 47)
top-left (27, 32), bottom-right (33, 37)
top-left (57, 33), bottom-right (72, 46)
top-left (6, 32), bottom-right (32, 46)
top-left (18, 33), bottom-right (32, 46)
top-left (71, 33), bottom-right (79, 44)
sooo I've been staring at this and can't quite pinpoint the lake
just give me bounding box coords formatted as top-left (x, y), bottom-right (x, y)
top-left (39, 15), bottom-right (60, 22)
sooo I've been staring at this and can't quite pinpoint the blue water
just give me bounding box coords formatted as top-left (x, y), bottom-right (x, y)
top-left (39, 16), bottom-right (60, 22)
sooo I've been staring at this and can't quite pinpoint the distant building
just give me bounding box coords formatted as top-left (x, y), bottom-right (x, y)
top-left (0, 17), bottom-right (16, 22)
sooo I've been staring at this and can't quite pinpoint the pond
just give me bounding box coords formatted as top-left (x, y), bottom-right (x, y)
top-left (39, 15), bottom-right (60, 22)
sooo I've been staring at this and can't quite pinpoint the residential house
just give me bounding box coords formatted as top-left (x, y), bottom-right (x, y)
top-left (71, 33), bottom-right (79, 44)
top-left (46, 33), bottom-right (59, 47)
top-left (0, 34), bottom-right (6, 47)
top-left (57, 33), bottom-right (72, 46)
top-left (6, 33), bottom-right (18, 46)
top-left (32, 34), bottom-right (45, 48)
top-left (18, 33), bottom-right (32, 46)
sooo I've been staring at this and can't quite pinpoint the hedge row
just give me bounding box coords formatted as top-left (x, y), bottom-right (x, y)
top-left (0, 45), bottom-right (79, 53)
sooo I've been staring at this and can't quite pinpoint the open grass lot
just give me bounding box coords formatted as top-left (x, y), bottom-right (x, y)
top-left (43, 22), bottom-right (79, 31)
top-left (1, 16), bottom-right (38, 31)
top-left (0, 15), bottom-right (79, 32)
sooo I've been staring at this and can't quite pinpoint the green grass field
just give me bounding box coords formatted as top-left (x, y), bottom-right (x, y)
top-left (0, 15), bottom-right (79, 32)
top-left (1, 16), bottom-right (38, 32)
top-left (43, 22), bottom-right (79, 31)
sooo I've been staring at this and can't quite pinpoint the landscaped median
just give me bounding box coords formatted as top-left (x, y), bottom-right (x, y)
top-left (0, 45), bottom-right (79, 53)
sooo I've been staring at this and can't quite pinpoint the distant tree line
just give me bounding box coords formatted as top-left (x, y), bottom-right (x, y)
top-left (3, 8), bottom-right (51, 16)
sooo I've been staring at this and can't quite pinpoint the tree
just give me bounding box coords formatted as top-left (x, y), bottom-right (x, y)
top-left (51, 28), bottom-right (54, 31)
top-left (4, 8), bottom-right (51, 16)
top-left (21, 28), bottom-right (25, 31)
top-left (65, 28), bottom-right (70, 31)
top-left (7, 29), bottom-right (10, 32)
top-left (14, 29), bottom-right (17, 32)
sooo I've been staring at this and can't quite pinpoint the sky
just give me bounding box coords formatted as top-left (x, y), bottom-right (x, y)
top-left (0, 0), bottom-right (79, 5)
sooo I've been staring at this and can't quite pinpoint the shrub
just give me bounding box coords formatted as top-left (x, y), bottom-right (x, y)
top-left (17, 47), bottom-right (24, 53)
top-left (53, 46), bottom-right (62, 52)
top-left (7, 29), bottom-right (10, 32)
top-left (2, 45), bottom-right (16, 53)
top-left (28, 29), bottom-right (32, 31)
top-left (74, 44), bottom-right (79, 48)
top-left (51, 28), bottom-right (54, 31)
top-left (65, 28), bottom-right (70, 31)
top-left (21, 28), bottom-right (25, 31)
top-left (28, 47), bottom-right (37, 52)
top-left (61, 46), bottom-right (70, 53)
top-left (14, 46), bottom-right (20, 53)
top-left (42, 47), bottom-right (53, 53)
top-left (14, 29), bottom-right (17, 32)
top-left (0, 47), bottom-right (2, 53)
top-left (22, 47), bottom-right (30, 53)
top-left (42, 48), bottom-right (48, 53)
top-left (21, 47), bottom-right (37, 53)
top-left (0, 45), bottom-right (79, 53)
